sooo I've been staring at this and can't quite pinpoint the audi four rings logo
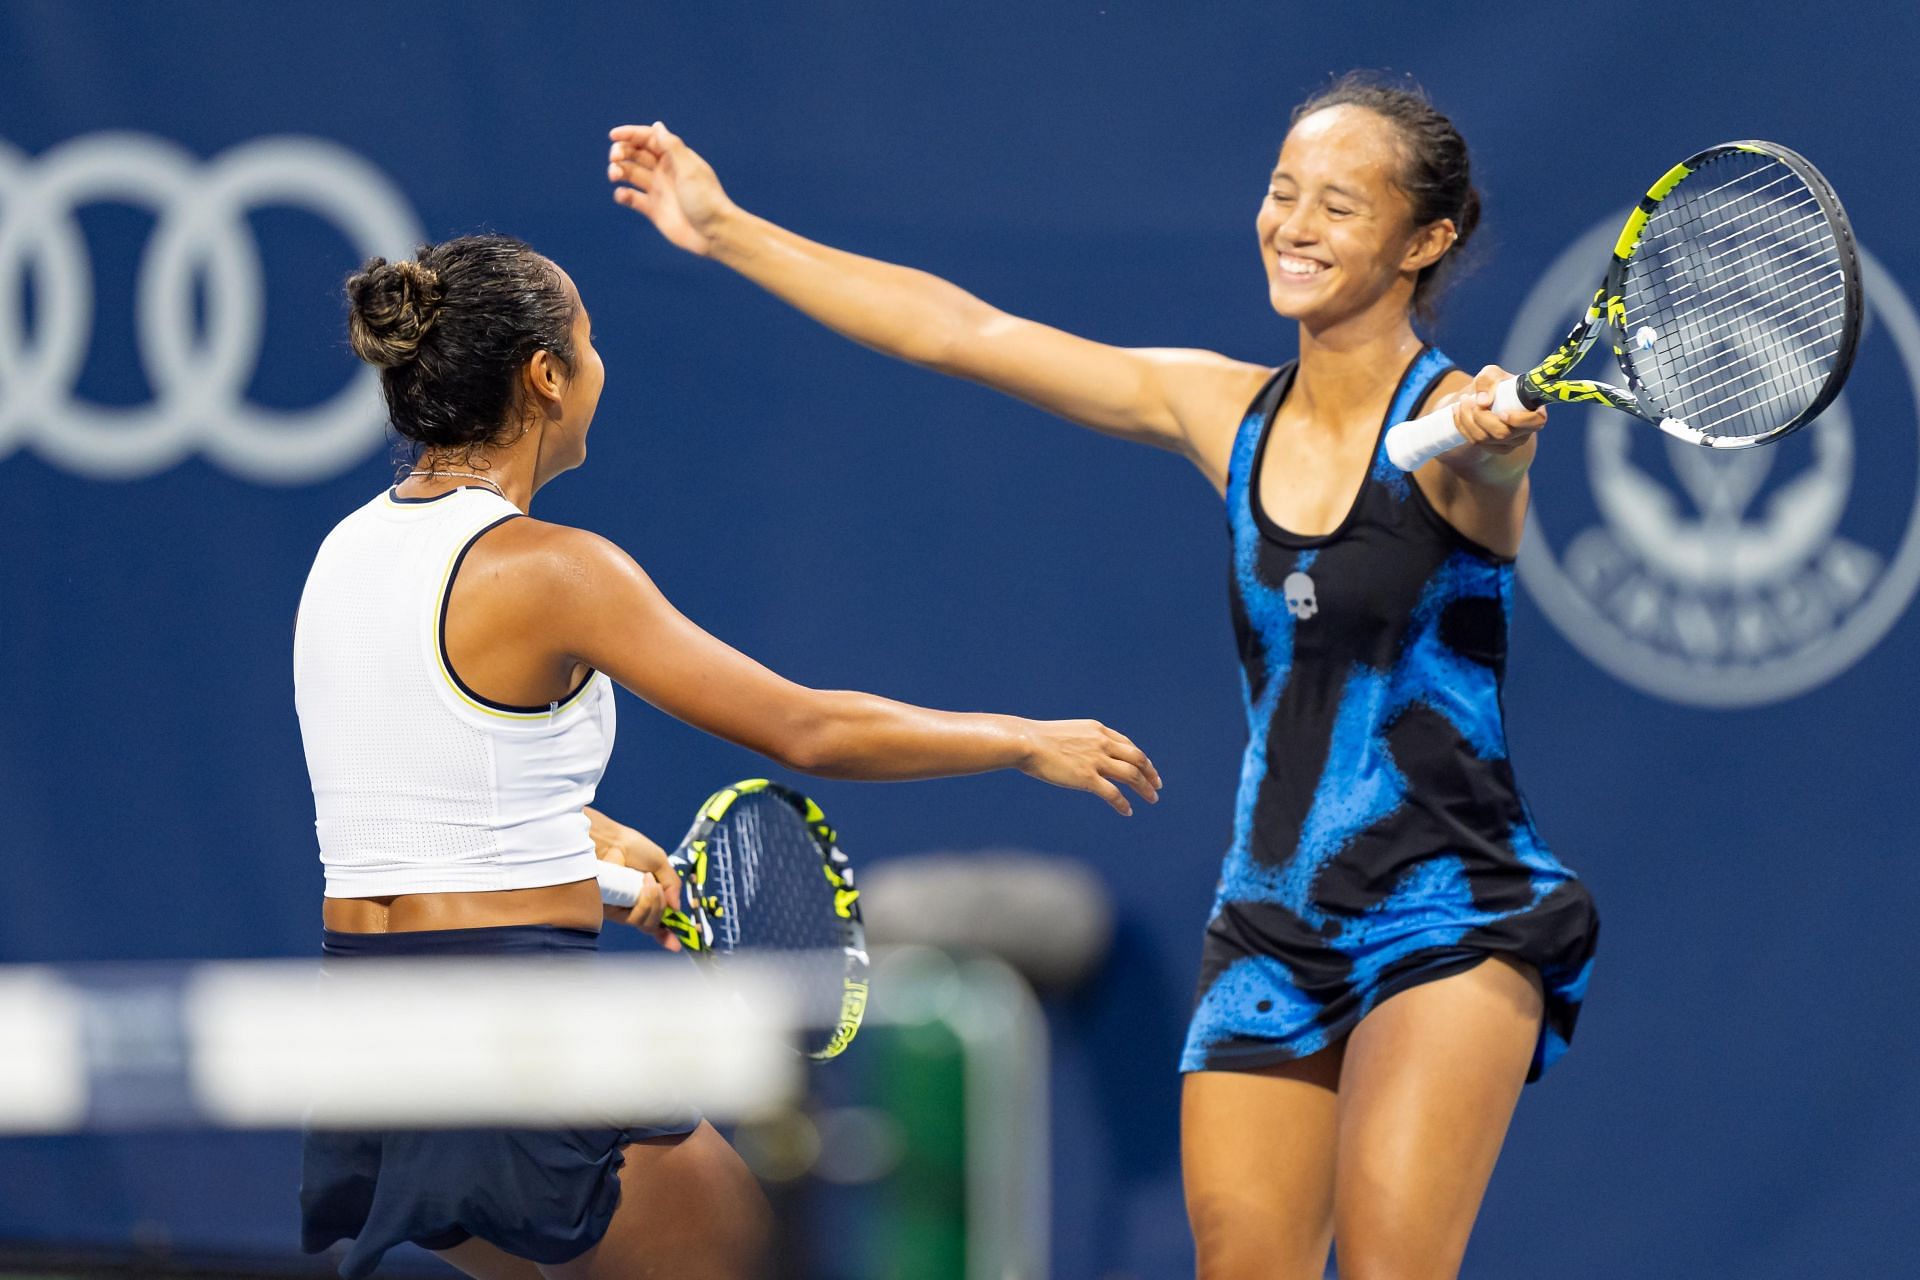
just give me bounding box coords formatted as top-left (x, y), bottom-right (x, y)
top-left (0, 133), bottom-right (424, 484)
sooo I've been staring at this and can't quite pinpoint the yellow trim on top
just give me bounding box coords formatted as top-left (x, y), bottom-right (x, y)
top-left (432, 532), bottom-right (600, 721)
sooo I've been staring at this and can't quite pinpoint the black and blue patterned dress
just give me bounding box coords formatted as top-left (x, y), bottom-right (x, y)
top-left (1181, 348), bottom-right (1599, 1081)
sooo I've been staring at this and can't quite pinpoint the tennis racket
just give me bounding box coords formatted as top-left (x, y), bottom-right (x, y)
top-left (1385, 140), bottom-right (1862, 471)
top-left (605, 780), bottom-right (868, 1061)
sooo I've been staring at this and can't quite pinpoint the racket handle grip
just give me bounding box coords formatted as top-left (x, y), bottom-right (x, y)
top-left (1384, 376), bottom-right (1527, 472)
top-left (596, 860), bottom-right (653, 909)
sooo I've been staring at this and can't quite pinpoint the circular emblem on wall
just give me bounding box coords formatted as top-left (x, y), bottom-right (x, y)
top-left (1511, 218), bottom-right (1920, 707)
top-left (0, 132), bottom-right (424, 485)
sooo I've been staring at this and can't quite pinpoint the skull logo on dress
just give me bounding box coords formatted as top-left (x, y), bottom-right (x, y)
top-left (1283, 572), bottom-right (1318, 621)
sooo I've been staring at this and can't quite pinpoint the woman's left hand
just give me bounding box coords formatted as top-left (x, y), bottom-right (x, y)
top-left (1448, 364), bottom-right (1548, 455)
top-left (585, 806), bottom-right (684, 951)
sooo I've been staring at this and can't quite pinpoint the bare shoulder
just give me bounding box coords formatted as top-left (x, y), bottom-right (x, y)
top-left (463, 518), bottom-right (649, 610)
top-left (1147, 350), bottom-right (1282, 494)
top-left (1148, 348), bottom-right (1276, 406)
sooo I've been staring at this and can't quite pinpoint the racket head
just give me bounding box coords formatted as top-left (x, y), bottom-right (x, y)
top-left (1604, 140), bottom-right (1862, 447)
top-left (663, 780), bottom-right (868, 1061)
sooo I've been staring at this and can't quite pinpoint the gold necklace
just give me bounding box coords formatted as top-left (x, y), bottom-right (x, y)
top-left (409, 469), bottom-right (507, 501)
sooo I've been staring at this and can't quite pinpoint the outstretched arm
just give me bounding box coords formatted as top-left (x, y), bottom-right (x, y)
top-left (499, 520), bottom-right (1161, 815)
top-left (608, 122), bottom-right (1267, 492)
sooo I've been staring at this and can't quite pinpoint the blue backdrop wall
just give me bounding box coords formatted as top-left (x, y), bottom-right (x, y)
top-left (3, 2), bottom-right (1917, 1275)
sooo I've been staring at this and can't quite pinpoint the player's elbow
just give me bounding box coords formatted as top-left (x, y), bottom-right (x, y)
top-left (922, 294), bottom-right (1007, 376)
top-left (765, 692), bottom-right (862, 777)
top-left (770, 727), bottom-right (835, 776)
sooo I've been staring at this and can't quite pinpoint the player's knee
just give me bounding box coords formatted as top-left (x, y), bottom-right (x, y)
top-left (1188, 1186), bottom-right (1328, 1280)
top-left (1333, 1213), bottom-right (1468, 1280)
top-left (1332, 1255), bottom-right (1458, 1280)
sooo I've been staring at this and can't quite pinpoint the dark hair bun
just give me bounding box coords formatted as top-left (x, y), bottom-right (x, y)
top-left (343, 234), bottom-right (577, 455)
top-left (346, 255), bottom-right (444, 369)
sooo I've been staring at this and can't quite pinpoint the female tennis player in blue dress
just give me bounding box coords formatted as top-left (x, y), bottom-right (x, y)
top-left (610, 73), bottom-right (1600, 1279)
top-left (295, 234), bottom-right (1160, 1280)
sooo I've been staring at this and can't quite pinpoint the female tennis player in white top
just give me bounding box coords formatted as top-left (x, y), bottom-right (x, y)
top-left (293, 233), bottom-right (1160, 1280)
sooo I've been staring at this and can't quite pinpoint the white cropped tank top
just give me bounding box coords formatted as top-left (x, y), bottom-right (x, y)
top-left (293, 486), bottom-right (615, 898)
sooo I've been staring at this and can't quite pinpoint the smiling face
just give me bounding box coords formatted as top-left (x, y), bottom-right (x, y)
top-left (1257, 104), bottom-right (1455, 329)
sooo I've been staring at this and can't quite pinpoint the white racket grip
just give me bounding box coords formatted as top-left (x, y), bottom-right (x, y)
top-left (1384, 376), bottom-right (1524, 471)
top-left (595, 861), bottom-right (653, 909)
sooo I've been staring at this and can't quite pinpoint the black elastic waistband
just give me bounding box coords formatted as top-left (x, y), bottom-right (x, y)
top-left (321, 924), bottom-right (601, 958)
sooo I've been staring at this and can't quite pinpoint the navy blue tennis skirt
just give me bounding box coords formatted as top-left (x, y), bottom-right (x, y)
top-left (299, 924), bottom-right (702, 1279)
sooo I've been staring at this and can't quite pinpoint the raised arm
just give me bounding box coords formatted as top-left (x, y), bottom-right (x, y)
top-left (608, 122), bottom-right (1268, 493)
top-left (493, 520), bottom-right (1160, 815)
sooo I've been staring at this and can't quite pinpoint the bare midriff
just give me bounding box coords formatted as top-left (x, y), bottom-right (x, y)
top-left (322, 878), bottom-right (603, 933)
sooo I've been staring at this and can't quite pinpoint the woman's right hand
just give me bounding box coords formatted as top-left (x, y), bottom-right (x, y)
top-left (1017, 719), bottom-right (1162, 816)
top-left (608, 122), bottom-right (735, 257)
